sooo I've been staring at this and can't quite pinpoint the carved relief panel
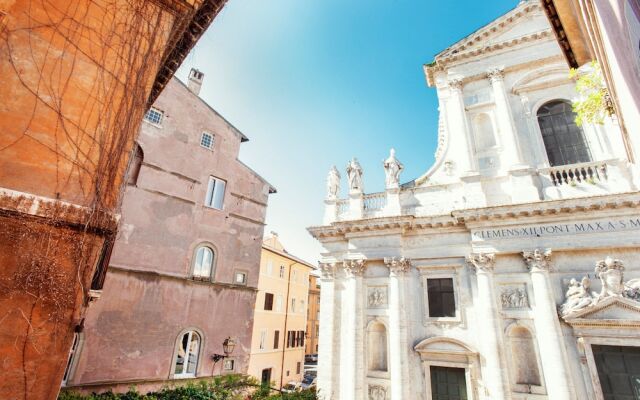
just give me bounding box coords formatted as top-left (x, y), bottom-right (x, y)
top-left (499, 284), bottom-right (530, 309)
top-left (367, 286), bottom-right (388, 309)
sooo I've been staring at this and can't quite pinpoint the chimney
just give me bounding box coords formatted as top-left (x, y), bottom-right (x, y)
top-left (187, 68), bottom-right (204, 96)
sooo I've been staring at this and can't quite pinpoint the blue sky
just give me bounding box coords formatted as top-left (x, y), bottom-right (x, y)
top-left (176, 0), bottom-right (519, 263)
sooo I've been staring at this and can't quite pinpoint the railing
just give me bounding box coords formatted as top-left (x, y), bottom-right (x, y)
top-left (336, 199), bottom-right (349, 217)
top-left (363, 192), bottom-right (387, 212)
top-left (542, 161), bottom-right (608, 187)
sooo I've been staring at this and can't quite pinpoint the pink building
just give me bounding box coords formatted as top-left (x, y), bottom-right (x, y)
top-left (63, 69), bottom-right (275, 393)
top-left (543, 0), bottom-right (640, 170)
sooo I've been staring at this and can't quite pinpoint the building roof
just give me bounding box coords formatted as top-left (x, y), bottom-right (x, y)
top-left (262, 234), bottom-right (316, 269)
top-left (148, 0), bottom-right (229, 105)
top-left (540, 0), bottom-right (593, 68)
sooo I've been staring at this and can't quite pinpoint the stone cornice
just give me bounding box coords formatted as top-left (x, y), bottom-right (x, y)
top-left (307, 192), bottom-right (640, 240)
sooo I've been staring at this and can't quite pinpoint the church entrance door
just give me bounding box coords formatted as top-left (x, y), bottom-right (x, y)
top-left (430, 366), bottom-right (468, 400)
top-left (592, 345), bottom-right (640, 400)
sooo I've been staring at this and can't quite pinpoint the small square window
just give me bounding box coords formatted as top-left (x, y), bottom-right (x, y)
top-left (234, 271), bottom-right (247, 285)
top-left (144, 108), bottom-right (163, 125)
top-left (223, 359), bottom-right (235, 371)
top-left (200, 132), bottom-right (214, 150)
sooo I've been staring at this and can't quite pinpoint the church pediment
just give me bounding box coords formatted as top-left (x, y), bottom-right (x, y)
top-left (512, 65), bottom-right (572, 95)
top-left (414, 337), bottom-right (476, 355)
top-left (563, 297), bottom-right (640, 327)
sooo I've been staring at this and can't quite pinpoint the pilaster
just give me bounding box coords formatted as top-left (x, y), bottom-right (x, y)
top-left (340, 259), bottom-right (366, 400)
top-left (523, 249), bottom-right (575, 400)
top-left (317, 263), bottom-right (338, 399)
top-left (446, 78), bottom-right (476, 174)
top-left (466, 253), bottom-right (510, 400)
top-left (385, 257), bottom-right (411, 400)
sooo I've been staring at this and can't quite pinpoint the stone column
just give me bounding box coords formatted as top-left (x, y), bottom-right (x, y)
top-left (340, 259), bottom-right (366, 399)
top-left (317, 263), bottom-right (338, 399)
top-left (487, 68), bottom-right (525, 168)
top-left (523, 249), bottom-right (574, 400)
top-left (466, 253), bottom-right (509, 400)
top-left (446, 78), bottom-right (476, 173)
top-left (386, 257), bottom-right (411, 400)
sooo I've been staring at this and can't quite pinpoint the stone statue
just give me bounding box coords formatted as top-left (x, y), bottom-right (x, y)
top-left (560, 277), bottom-right (594, 316)
top-left (594, 257), bottom-right (625, 301)
top-left (326, 166), bottom-right (340, 199)
top-left (346, 157), bottom-right (364, 193)
top-left (383, 148), bottom-right (404, 189)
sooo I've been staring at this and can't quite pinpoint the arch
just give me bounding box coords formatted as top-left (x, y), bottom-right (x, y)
top-left (414, 336), bottom-right (477, 356)
top-left (127, 143), bottom-right (144, 186)
top-left (366, 320), bottom-right (388, 372)
top-left (190, 242), bottom-right (217, 280)
top-left (473, 113), bottom-right (497, 152)
top-left (511, 65), bottom-right (572, 96)
top-left (506, 324), bottom-right (542, 387)
top-left (170, 328), bottom-right (204, 378)
top-left (536, 100), bottom-right (592, 166)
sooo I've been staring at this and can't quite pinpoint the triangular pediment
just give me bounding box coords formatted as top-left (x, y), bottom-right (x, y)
top-left (563, 297), bottom-right (640, 325)
top-left (436, 2), bottom-right (547, 60)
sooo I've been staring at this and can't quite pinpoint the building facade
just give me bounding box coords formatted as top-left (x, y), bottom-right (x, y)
top-left (248, 234), bottom-right (314, 389)
top-left (542, 0), bottom-right (640, 168)
top-left (306, 274), bottom-right (321, 356)
top-left (0, 1), bottom-right (226, 398)
top-left (63, 71), bottom-right (274, 394)
top-left (309, 2), bottom-right (640, 400)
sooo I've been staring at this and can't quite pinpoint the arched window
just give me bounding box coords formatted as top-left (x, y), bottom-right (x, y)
top-left (367, 321), bottom-right (388, 372)
top-left (508, 326), bottom-right (541, 387)
top-left (193, 245), bottom-right (214, 279)
top-left (537, 100), bottom-right (592, 166)
top-left (127, 144), bottom-right (144, 186)
top-left (473, 113), bottom-right (497, 151)
top-left (173, 330), bottom-right (201, 378)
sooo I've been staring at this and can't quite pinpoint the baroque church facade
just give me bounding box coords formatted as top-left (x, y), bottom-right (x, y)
top-left (308, 2), bottom-right (640, 400)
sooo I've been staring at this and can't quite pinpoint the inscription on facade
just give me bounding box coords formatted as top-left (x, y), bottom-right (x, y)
top-left (472, 217), bottom-right (640, 241)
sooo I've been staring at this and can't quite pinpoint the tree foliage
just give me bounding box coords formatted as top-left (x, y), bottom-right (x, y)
top-left (569, 61), bottom-right (615, 126)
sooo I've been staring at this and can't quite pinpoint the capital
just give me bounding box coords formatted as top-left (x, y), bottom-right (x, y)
top-left (319, 262), bottom-right (336, 279)
top-left (466, 252), bottom-right (495, 273)
top-left (487, 67), bottom-right (504, 83)
top-left (343, 258), bottom-right (367, 277)
top-left (522, 248), bottom-right (552, 272)
top-left (448, 78), bottom-right (464, 92)
top-left (385, 256), bottom-right (411, 275)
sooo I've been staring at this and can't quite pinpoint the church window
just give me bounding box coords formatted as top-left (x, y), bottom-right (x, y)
top-left (508, 326), bottom-right (541, 387)
top-left (537, 100), bottom-right (592, 166)
top-left (427, 278), bottom-right (456, 317)
top-left (367, 321), bottom-right (388, 372)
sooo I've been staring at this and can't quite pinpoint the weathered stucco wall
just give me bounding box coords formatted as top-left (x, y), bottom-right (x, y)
top-left (67, 77), bottom-right (273, 392)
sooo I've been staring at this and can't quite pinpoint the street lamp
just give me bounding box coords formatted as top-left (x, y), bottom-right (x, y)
top-left (212, 336), bottom-right (236, 363)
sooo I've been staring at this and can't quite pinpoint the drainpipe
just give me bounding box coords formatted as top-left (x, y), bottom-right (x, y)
top-left (280, 261), bottom-right (297, 389)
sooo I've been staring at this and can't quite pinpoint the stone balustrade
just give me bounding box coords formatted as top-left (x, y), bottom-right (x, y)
top-left (363, 192), bottom-right (387, 213)
top-left (540, 161), bottom-right (608, 187)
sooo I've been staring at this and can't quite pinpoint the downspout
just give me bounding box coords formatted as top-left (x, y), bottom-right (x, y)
top-left (280, 261), bottom-right (297, 389)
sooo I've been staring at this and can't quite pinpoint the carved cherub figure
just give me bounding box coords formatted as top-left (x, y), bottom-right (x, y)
top-left (560, 277), bottom-right (594, 316)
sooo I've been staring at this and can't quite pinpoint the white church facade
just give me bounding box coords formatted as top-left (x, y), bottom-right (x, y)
top-left (308, 2), bottom-right (640, 400)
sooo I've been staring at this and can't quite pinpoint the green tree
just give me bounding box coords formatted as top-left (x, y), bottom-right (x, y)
top-left (569, 61), bottom-right (615, 126)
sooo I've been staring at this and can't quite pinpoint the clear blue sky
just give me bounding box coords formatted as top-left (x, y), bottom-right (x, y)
top-left (176, 0), bottom-right (520, 263)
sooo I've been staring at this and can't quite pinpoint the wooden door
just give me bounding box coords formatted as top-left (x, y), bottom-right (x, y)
top-left (430, 366), bottom-right (468, 400)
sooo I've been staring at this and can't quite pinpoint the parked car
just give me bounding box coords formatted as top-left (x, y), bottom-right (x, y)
top-left (281, 381), bottom-right (302, 393)
top-left (301, 374), bottom-right (317, 390)
top-left (305, 353), bottom-right (318, 363)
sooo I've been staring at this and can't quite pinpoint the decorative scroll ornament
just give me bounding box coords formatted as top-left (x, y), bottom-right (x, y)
top-left (500, 286), bottom-right (529, 309)
top-left (318, 262), bottom-right (336, 279)
top-left (326, 166), bottom-right (340, 200)
top-left (522, 248), bottom-right (553, 272)
top-left (560, 257), bottom-right (640, 317)
top-left (466, 252), bottom-right (495, 273)
top-left (383, 148), bottom-right (404, 189)
top-left (368, 385), bottom-right (387, 400)
top-left (346, 157), bottom-right (364, 194)
top-left (343, 259), bottom-right (366, 277)
top-left (487, 67), bottom-right (505, 83)
top-left (448, 78), bottom-right (463, 91)
top-left (384, 256), bottom-right (411, 275)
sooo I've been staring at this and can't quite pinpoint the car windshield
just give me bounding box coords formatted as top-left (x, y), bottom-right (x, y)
top-left (302, 375), bottom-right (314, 384)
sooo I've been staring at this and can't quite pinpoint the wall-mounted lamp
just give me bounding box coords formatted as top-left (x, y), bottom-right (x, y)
top-left (212, 337), bottom-right (236, 363)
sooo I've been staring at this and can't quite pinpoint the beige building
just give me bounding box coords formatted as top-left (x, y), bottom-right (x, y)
top-left (306, 274), bottom-right (321, 356)
top-left (248, 233), bottom-right (315, 389)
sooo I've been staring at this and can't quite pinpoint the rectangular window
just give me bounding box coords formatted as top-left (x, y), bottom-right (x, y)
top-left (427, 278), bottom-right (456, 317)
top-left (315, 325), bottom-right (319, 337)
top-left (296, 362), bottom-right (301, 374)
top-left (204, 176), bottom-right (226, 210)
top-left (291, 298), bottom-right (296, 313)
top-left (275, 295), bottom-right (283, 312)
top-left (279, 265), bottom-right (285, 278)
top-left (234, 271), bottom-right (247, 285)
top-left (223, 359), bottom-right (235, 371)
top-left (264, 293), bottom-right (274, 311)
top-left (274, 330), bottom-right (280, 349)
top-left (292, 270), bottom-right (297, 282)
top-left (143, 108), bottom-right (163, 125)
top-left (200, 132), bottom-right (214, 150)
top-left (266, 260), bottom-right (273, 276)
top-left (259, 330), bottom-right (267, 350)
